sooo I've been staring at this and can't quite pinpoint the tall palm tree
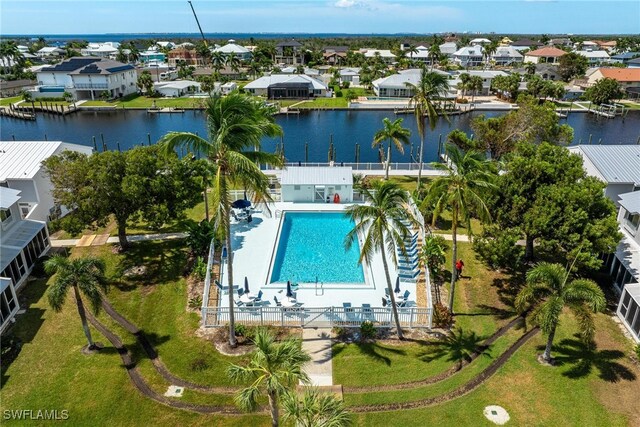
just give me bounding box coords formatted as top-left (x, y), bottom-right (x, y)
top-left (44, 255), bottom-right (108, 350)
top-left (406, 68), bottom-right (451, 190)
top-left (483, 41), bottom-right (499, 70)
top-left (227, 55), bottom-right (242, 74)
top-left (372, 118), bottom-right (411, 180)
top-left (428, 43), bottom-right (442, 70)
top-left (425, 143), bottom-right (496, 312)
top-left (228, 329), bottom-right (311, 427)
top-left (458, 73), bottom-right (471, 99)
top-left (211, 51), bottom-right (227, 74)
top-left (515, 262), bottom-right (606, 363)
top-left (281, 388), bottom-right (351, 427)
top-left (159, 93), bottom-right (283, 347)
top-left (469, 75), bottom-right (484, 103)
top-left (345, 180), bottom-right (418, 339)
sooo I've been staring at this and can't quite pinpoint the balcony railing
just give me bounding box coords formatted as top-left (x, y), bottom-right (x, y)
top-left (73, 83), bottom-right (109, 90)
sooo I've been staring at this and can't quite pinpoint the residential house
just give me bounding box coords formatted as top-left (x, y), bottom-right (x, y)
top-left (167, 47), bottom-right (203, 67)
top-left (155, 41), bottom-right (175, 50)
top-left (575, 41), bottom-right (600, 52)
top-left (361, 49), bottom-right (396, 63)
top-left (594, 40), bottom-right (618, 52)
top-left (491, 46), bottom-right (523, 66)
top-left (0, 79), bottom-right (37, 97)
top-left (80, 42), bottom-right (120, 58)
top-left (452, 70), bottom-right (509, 95)
top-left (629, 58), bottom-right (640, 69)
top-left (192, 67), bottom-right (247, 80)
top-left (611, 52), bottom-right (640, 65)
top-left (280, 167), bottom-right (353, 203)
top-left (244, 74), bottom-right (328, 98)
top-left (35, 47), bottom-right (64, 59)
top-left (499, 37), bottom-right (513, 46)
top-left (275, 40), bottom-right (305, 65)
top-left (510, 38), bottom-right (543, 52)
top-left (584, 68), bottom-right (640, 93)
top-left (154, 80), bottom-right (202, 97)
top-left (338, 68), bottom-right (361, 85)
top-left (469, 38), bottom-right (491, 47)
top-left (323, 46), bottom-right (348, 66)
top-left (548, 38), bottom-right (573, 48)
top-left (524, 47), bottom-right (567, 64)
top-left (0, 186), bottom-right (51, 333)
top-left (576, 50), bottom-right (611, 65)
top-left (439, 42), bottom-right (458, 58)
top-left (34, 57), bottom-right (137, 100)
top-left (0, 141), bottom-right (94, 222)
top-left (212, 40), bottom-right (252, 61)
top-left (281, 67), bottom-right (320, 76)
top-left (405, 45), bottom-right (431, 63)
top-left (452, 46), bottom-right (484, 67)
top-left (372, 68), bottom-right (454, 98)
top-left (139, 49), bottom-right (166, 65)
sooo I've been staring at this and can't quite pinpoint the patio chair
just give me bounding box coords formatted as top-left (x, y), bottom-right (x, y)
top-left (274, 296), bottom-right (282, 307)
top-left (382, 297), bottom-right (388, 307)
top-left (238, 288), bottom-right (244, 297)
top-left (403, 290), bottom-right (410, 301)
top-left (384, 288), bottom-right (390, 296)
top-left (362, 303), bottom-right (374, 321)
top-left (235, 300), bottom-right (244, 307)
top-left (254, 290), bottom-right (263, 303)
top-left (215, 280), bottom-right (226, 294)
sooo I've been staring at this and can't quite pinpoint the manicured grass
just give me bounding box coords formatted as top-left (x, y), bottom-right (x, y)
top-left (82, 94), bottom-right (207, 109)
top-left (0, 96), bottom-right (21, 106)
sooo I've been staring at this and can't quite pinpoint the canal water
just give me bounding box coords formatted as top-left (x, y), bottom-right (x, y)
top-left (1, 110), bottom-right (639, 163)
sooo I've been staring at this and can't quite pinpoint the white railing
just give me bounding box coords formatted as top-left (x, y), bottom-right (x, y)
top-left (202, 306), bottom-right (432, 328)
top-left (227, 189), bottom-right (281, 203)
top-left (261, 162), bottom-right (438, 171)
top-left (200, 237), bottom-right (217, 326)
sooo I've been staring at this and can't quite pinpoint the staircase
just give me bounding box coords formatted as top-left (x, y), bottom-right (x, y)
top-left (397, 221), bottom-right (421, 283)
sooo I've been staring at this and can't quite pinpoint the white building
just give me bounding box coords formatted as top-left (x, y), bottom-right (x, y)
top-left (1, 186), bottom-right (51, 333)
top-left (35, 47), bottom-right (64, 59)
top-left (452, 46), bottom-right (485, 67)
top-left (576, 50), bottom-right (611, 65)
top-left (280, 167), bottom-right (353, 203)
top-left (244, 74), bottom-right (329, 99)
top-left (338, 68), bottom-right (361, 85)
top-left (491, 46), bottom-right (523, 66)
top-left (281, 66), bottom-right (320, 76)
top-left (154, 80), bottom-right (202, 97)
top-left (373, 68), bottom-right (454, 98)
top-left (34, 57), bottom-right (137, 100)
top-left (212, 40), bottom-right (252, 61)
top-left (80, 42), bottom-right (120, 58)
top-left (361, 49), bottom-right (396, 63)
top-left (0, 141), bottom-right (94, 222)
top-left (439, 42), bottom-right (458, 58)
top-left (469, 38), bottom-right (491, 46)
top-left (221, 82), bottom-right (237, 95)
top-left (452, 70), bottom-right (509, 96)
top-left (405, 45), bottom-right (431, 63)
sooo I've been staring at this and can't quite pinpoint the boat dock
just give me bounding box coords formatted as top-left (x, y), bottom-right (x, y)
top-left (587, 102), bottom-right (626, 119)
top-left (15, 102), bottom-right (78, 116)
top-left (147, 107), bottom-right (185, 114)
top-left (0, 106), bottom-right (36, 121)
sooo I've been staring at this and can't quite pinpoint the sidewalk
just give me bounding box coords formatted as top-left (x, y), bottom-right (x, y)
top-left (50, 232), bottom-right (187, 248)
top-left (301, 328), bottom-right (333, 386)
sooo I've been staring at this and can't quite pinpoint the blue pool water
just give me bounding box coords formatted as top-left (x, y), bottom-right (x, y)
top-left (270, 212), bottom-right (365, 284)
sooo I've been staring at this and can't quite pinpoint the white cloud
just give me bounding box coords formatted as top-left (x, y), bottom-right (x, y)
top-left (334, 0), bottom-right (358, 7)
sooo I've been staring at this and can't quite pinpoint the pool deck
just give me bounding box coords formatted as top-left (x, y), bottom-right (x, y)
top-left (219, 202), bottom-right (418, 310)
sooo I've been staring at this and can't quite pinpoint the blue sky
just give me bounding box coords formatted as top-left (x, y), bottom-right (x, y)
top-left (1, 1), bottom-right (638, 35)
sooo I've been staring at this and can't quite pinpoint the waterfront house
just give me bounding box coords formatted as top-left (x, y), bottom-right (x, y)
top-left (323, 46), bottom-right (348, 65)
top-left (439, 42), bottom-right (458, 59)
top-left (275, 39), bottom-right (305, 65)
top-left (154, 80), bottom-right (202, 97)
top-left (34, 57), bottom-right (137, 100)
top-left (212, 40), bottom-right (252, 61)
top-left (35, 47), bottom-right (64, 60)
top-left (510, 38), bottom-right (543, 52)
top-left (469, 38), bottom-right (491, 46)
top-left (0, 186), bottom-right (51, 333)
top-left (281, 66), bottom-right (320, 76)
top-left (167, 47), bottom-right (203, 67)
top-left (524, 47), bottom-right (567, 64)
top-left (491, 46), bottom-right (523, 66)
top-left (576, 50), bottom-right (611, 65)
top-left (80, 42), bottom-right (119, 58)
top-left (452, 70), bottom-right (509, 95)
top-left (513, 63), bottom-right (561, 81)
top-left (611, 52), bottom-right (640, 65)
top-left (0, 79), bottom-right (37, 97)
top-left (452, 46), bottom-right (484, 67)
top-left (338, 68), bottom-right (361, 85)
top-left (372, 68), bottom-right (454, 98)
top-left (567, 145), bottom-right (640, 342)
top-left (140, 49), bottom-right (166, 65)
top-left (584, 68), bottom-right (640, 92)
top-left (244, 74), bottom-right (328, 99)
top-left (280, 167), bottom-right (353, 203)
top-left (0, 141), bottom-right (94, 222)
top-left (361, 49), bottom-right (396, 63)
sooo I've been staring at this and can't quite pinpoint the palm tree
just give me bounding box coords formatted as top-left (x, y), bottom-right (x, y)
top-left (44, 255), bottom-right (108, 350)
top-left (372, 118), bottom-right (411, 180)
top-left (227, 55), bottom-right (242, 74)
top-left (248, 61), bottom-right (262, 79)
top-left (469, 75), bottom-right (484, 103)
top-left (406, 44), bottom-right (419, 61)
top-left (211, 51), bottom-right (227, 74)
top-left (281, 388), bottom-right (351, 427)
top-left (426, 143), bottom-right (496, 312)
top-left (228, 329), bottom-right (311, 427)
top-left (406, 68), bottom-right (451, 190)
top-left (159, 93), bottom-right (283, 347)
top-left (483, 41), bottom-right (499, 70)
top-left (428, 44), bottom-right (442, 70)
top-left (515, 262), bottom-right (606, 363)
top-left (345, 180), bottom-right (418, 339)
top-left (458, 73), bottom-right (471, 99)
top-left (525, 61), bottom-right (537, 75)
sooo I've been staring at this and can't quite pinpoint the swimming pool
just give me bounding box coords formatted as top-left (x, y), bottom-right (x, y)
top-left (269, 212), bottom-right (365, 284)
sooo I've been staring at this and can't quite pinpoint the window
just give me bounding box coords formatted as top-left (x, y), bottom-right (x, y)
top-left (0, 208), bottom-right (12, 223)
top-left (293, 185), bottom-right (301, 191)
top-left (623, 210), bottom-right (640, 230)
top-left (620, 291), bottom-right (631, 316)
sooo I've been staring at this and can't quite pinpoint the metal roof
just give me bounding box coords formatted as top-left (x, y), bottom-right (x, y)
top-left (619, 191), bottom-right (640, 214)
top-left (615, 233), bottom-right (640, 282)
top-left (244, 74), bottom-right (327, 90)
top-left (280, 167), bottom-right (353, 186)
top-left (0, 141), bottom-right (93, 181)
top-left (0, 278), bottom-right (11, 294)
top-left (0, 187), bottom-right (22, 209)
top-left (0, 219), bottom-right (46, 272)
top-left (569, 145), bottom-right (640, 185)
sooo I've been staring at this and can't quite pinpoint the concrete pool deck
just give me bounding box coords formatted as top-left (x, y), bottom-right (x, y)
top-left (218, 202), bottom-right (418, 310)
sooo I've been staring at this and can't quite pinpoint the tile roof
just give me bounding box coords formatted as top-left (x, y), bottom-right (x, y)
top-left (597, 68), bottom-right (640, 82)
top-left (525, 47), bottom-right (568, 57)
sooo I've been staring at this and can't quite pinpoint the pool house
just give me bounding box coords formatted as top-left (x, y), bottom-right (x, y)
top-left (200, 166), bottom-right (433, 329)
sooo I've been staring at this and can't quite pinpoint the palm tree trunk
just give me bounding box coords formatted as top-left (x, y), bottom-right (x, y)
top-left (416, 134), bottom-right (425, 191)
top-left (268, 390), bottom-right (279, 427)
top-left (226, 212), bottom-right (237, 348)
top-left (381, 241), bottom-right (404, 340)
top-left (385, 144), bottom-right (391, 180)
top-left (542, 323), bottom-right (557, 362)
top-left (203, 178), bottom-right (209, 222)
top-left (525, 234), bottom-right (535, 261)
top-left (117, 221), bottom-right (129, 249)
top-left (73, 285), bottom-right (95, 349)
top-left (448, 207), bottom-right (458, 313)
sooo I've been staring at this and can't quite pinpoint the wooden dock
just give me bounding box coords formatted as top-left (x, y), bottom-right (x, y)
top-left (147, 107), bottom-right (185, 114)
top-left (0, 106), bottom-right (36, 120)
top-left (15, 103), bottom-right (78, 116)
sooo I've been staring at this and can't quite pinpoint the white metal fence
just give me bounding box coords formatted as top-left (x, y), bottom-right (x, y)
top-left (202, 306), bottom-right (432, 328)
top-left (262, 162), bottom-right (439, 171)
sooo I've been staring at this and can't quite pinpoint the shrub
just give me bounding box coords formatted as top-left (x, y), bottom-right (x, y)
top-left (432, 303), bottom-right (453, 328)
top-left (332, 326), bottom-right (347, 338)
top-left (188, 295), bottom-right (203, 309)
top-left (472, 225), bottom-right (524, 272)
top-left (192, 256), bottom-right (207, 281)
top-left (360, 321), bottom-right (376, 340)
top-left (185, 219), bottom-right (216, 257)
top-left (341, 81), bottom-right (350, 89)
top-left (190, 358), bottom-right (209, 371)
top-left (421, 235), bottom-right (448, 277)
top-left (235, 324), bottom-right (248, 337)
top-left (635, 344), bottom-right (640, 360)
top-left (335, 90), bottom-right (343, 98)
top-left (456, 97), bottom-right (469, 104)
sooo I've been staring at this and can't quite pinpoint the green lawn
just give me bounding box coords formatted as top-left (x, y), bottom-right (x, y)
top-left (82, 94), bottom-right (207, 109)
top-left (0, 96), bottom-right (21, 106)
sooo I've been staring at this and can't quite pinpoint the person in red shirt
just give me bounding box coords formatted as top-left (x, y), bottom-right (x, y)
top-left (455, 259), bottom-right (465, 280)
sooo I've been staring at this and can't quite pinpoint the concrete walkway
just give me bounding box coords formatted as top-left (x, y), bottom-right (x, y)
top-left (433, 232), bottom-right (470, 242)
top-left (50, 232), bottom-right (187, 248)
top-left (301, 328), bottom-right (333, 386)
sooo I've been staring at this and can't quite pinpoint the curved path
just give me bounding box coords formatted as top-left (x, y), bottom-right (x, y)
top-left (91, 298), bottom-right (540, 415)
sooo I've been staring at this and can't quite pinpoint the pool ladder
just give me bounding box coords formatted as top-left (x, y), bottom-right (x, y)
top-left (275, 209), bottom-right (282, 219)
top-left (315, 280), bottom-right (324, 296)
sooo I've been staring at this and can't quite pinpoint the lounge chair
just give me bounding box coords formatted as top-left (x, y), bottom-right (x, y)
top-left (382, 297), bottom-right (388, 307)
top-left (238, 288), bottom-right (244, 297)
top-left (362, 303), bottom-right (374, 321)
top-left (403, 290), bottom-right (410, 301)
top-left (235, 300), bottom-right (244, 307)
top-left (274, 296), bottom-right (282, 307)
top-left (254, 290), bottom-right (263, 303)
top-left (384, 288), bottom-right (390, 296)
